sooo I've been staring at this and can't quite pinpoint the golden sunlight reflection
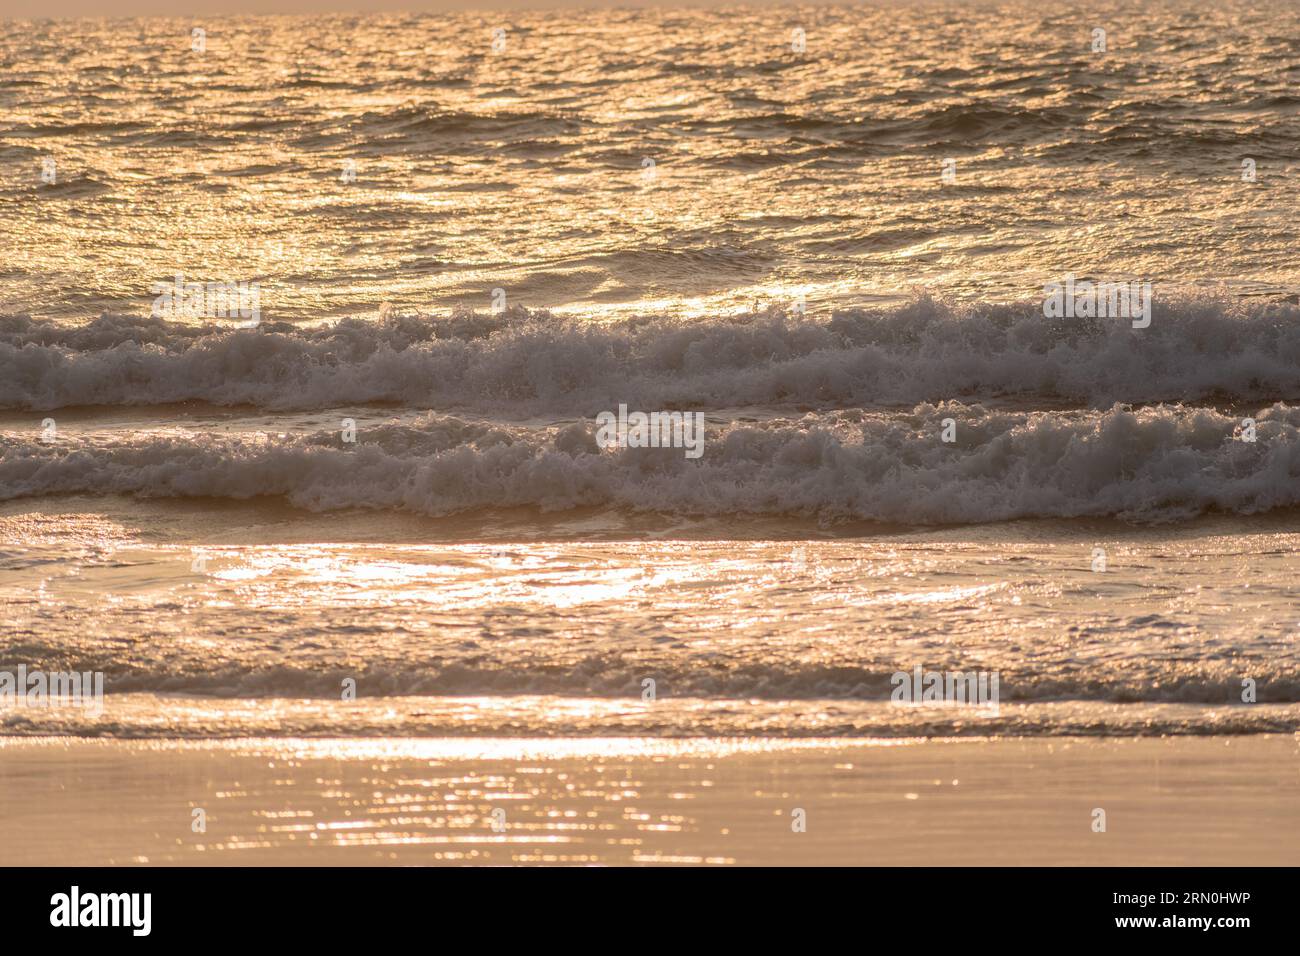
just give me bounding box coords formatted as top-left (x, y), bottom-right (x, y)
top-left (195, 544), bottom-right (705, 610)
top-left (0, 737), bottom-right (914, 864)
top-left (7, 735), bottom-right (1293, 865)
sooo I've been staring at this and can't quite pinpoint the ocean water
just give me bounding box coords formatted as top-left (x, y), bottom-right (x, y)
top-left (1, 2), bottom-right (1299, 739)
top-left (2, 2), bottom-right (1297, 318)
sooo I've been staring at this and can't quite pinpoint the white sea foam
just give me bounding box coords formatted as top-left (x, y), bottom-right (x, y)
top-left (4, 403), bottom-right (1299, 523)
top-left (2, 295), bottom-right (1299, 413)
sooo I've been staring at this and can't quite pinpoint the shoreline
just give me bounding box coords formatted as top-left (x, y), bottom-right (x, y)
top-left (2, 734), bottom-right (1296, 866)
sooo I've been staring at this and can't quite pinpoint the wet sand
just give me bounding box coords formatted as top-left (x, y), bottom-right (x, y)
top-left (0, 735), bottom-right (1296, 866)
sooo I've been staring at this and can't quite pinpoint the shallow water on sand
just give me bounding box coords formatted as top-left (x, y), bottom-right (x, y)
top-left (2, 735), bottom-right (1297, 865)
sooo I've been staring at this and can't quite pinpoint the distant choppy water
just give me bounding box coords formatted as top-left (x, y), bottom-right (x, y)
top-left (0, 1), bottom-right (1297, 320)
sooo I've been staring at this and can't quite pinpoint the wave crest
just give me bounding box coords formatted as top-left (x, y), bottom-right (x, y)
top-left (4, 403), bottom-right (1299, 523)
top-left (3, 294), bottom-right (1299, 414)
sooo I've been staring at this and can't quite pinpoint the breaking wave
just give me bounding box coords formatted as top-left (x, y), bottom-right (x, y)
top-left (2, 294), bottom-right (1300, 414)
top-left (4, 402), bottom-right (1299, 524)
